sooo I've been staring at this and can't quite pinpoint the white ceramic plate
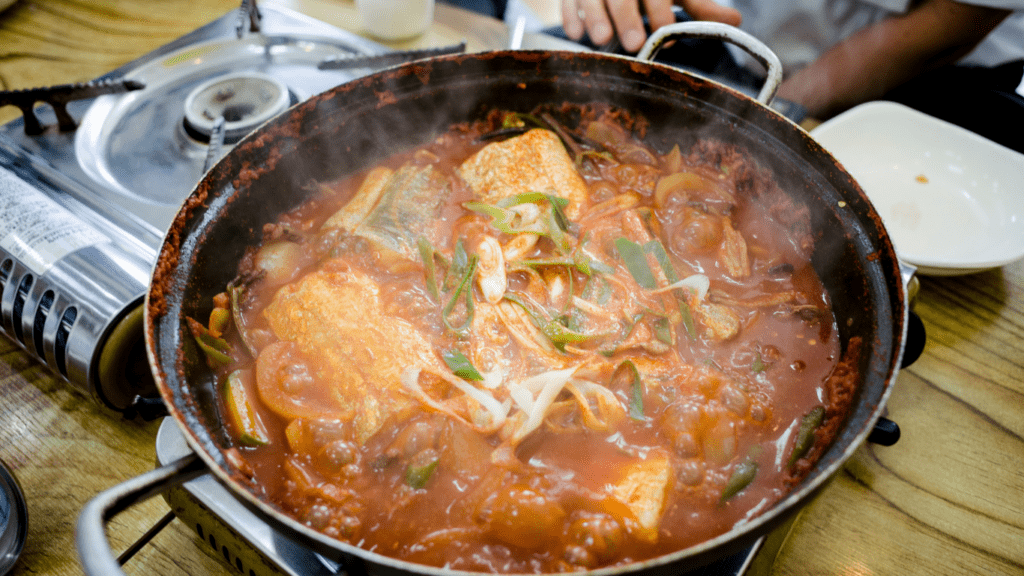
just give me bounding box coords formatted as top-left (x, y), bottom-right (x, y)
top-left (811, 101), bottom-right (1024, 276)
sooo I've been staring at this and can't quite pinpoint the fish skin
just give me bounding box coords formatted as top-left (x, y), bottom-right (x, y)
top-left (323, 164), bottom-right (452, 261)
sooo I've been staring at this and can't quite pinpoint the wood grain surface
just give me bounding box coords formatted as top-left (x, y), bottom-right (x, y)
top-left (1, 1), bottom-right (1022, 575)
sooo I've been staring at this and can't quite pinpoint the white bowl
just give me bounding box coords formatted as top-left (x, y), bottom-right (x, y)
top-left (811, 101), bottom-right (1024, 276)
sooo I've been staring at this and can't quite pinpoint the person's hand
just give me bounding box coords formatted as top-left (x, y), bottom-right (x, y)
top-left (561, 0), bottom-right (741, 53)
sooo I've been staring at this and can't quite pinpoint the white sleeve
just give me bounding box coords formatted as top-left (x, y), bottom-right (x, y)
top-left (946, 0), bottom-right (1024, 8)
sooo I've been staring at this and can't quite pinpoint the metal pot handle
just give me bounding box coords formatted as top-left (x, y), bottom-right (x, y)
top-left (635, 21), bottom-right (783, 105)
top-left (75, 453), bottom-right (207, 576)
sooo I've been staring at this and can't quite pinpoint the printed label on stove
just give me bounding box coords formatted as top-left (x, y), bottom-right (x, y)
top-left (0, 166), bottom-right (110, 275)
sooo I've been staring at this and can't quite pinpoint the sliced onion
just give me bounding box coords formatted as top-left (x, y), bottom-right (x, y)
top-left (652, 274), bottom-right (710, 302)
top-left (400, 367), bottom-right (508, 433)
top-left (509, 365), bottom-right (581, 444)
top-left (566, 379), bottom-right (625, 432)
top-left (444, 373), bottom-right (509, 430)
top-left (508, 203), bottom-right (545, 232)
top-left (508, 383), bottom-right (535, 413)
top-left (253, 240), bottom-right (306, 285)
top-left (479, 367), bottom-right (504, 390)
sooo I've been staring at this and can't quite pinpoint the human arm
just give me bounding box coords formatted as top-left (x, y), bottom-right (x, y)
top-left (561, 0), bottom-right (740, 53)
top-left (778, 0), bottom-right (1012, 118)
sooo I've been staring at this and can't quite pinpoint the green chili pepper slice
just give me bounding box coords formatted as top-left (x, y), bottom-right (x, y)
top-left (720, 457), bottom-right (758, 503)
top-left (789, 406), bottom-right (826, 468)
top-left (209, 307), bottom-right (231, 336)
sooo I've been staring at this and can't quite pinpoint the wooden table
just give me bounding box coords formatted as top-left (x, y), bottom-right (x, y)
top-left (1, 1), bottom-right (1022, 574)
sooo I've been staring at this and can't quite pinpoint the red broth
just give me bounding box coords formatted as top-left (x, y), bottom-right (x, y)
top-left (198, 105), bottom-right (856, 573)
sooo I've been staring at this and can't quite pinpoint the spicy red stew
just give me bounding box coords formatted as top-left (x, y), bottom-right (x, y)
top-left (192, 105), bottom-right (856, 573)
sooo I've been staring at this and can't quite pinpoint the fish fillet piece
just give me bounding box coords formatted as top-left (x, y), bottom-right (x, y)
top-left (323, 166), bottom-right (393, 233)
top-left (263, 267), bottom-right (442, 442)
top-left (458, 129), bottom-right (587, 218)
top-left (609, 455), bottom-right (673, 542)
top-left (323, 163), bottom-right (451, 261)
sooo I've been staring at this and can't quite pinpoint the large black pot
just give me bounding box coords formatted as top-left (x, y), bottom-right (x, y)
top-left (77, 23), bottom-right (916, 576)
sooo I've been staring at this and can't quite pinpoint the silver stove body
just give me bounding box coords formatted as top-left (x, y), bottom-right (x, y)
top-left (0, 5), bottom-right (387, 412)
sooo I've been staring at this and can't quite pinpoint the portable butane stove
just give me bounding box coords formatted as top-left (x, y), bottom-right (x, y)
top-left (0, 2), bottom-right (456, 414)
top-left (0, 4), bottom-right (795, 574)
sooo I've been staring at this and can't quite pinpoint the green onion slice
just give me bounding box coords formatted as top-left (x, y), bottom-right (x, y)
top-left (447, 240), bottom-right (470, 290)
top-left (417, 237), bottom-right (443, 300)
top-left (464, 201), bottom-right (538, 236)
top-left (442, 253), bottom-right (478, 334)
top-left (545, 206), bottom-right (572, 253)
top-left (496, 191), bottom-right (569, 210)
top-left (643, 239), bottom-right (678, 283)
top-left (615, 237), bottom-right (657, 289)
top-left (405, 458), bottom-right (440, 489)
top-left (465, 194), bottom-right (575, 254)
top-left (752, 351), bottom-right (767, 373)
top-left (546, 194), bottom-right (574, 234)
top-left (652, 316), bottom-right (673, 345)
top-left (581, 274), bottom-right (613, 305)
top-left (442, 349), bottom-right (484, 381)
top-left (541, 319), bottom-right (592, 350)
top-left (504, 293), bottom-right (598, 352)
top-left (643, 239), bottom-right (696, 340)
top-left (512, 250), bottom-right (611, 278)
top-left (677, 301), bottom-right (697, 341)
top-left (612, 360), bottom-right (645, 420)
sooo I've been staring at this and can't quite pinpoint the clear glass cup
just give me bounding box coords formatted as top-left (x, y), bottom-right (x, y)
top-left (355, 0), bottom-right (435, 41)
